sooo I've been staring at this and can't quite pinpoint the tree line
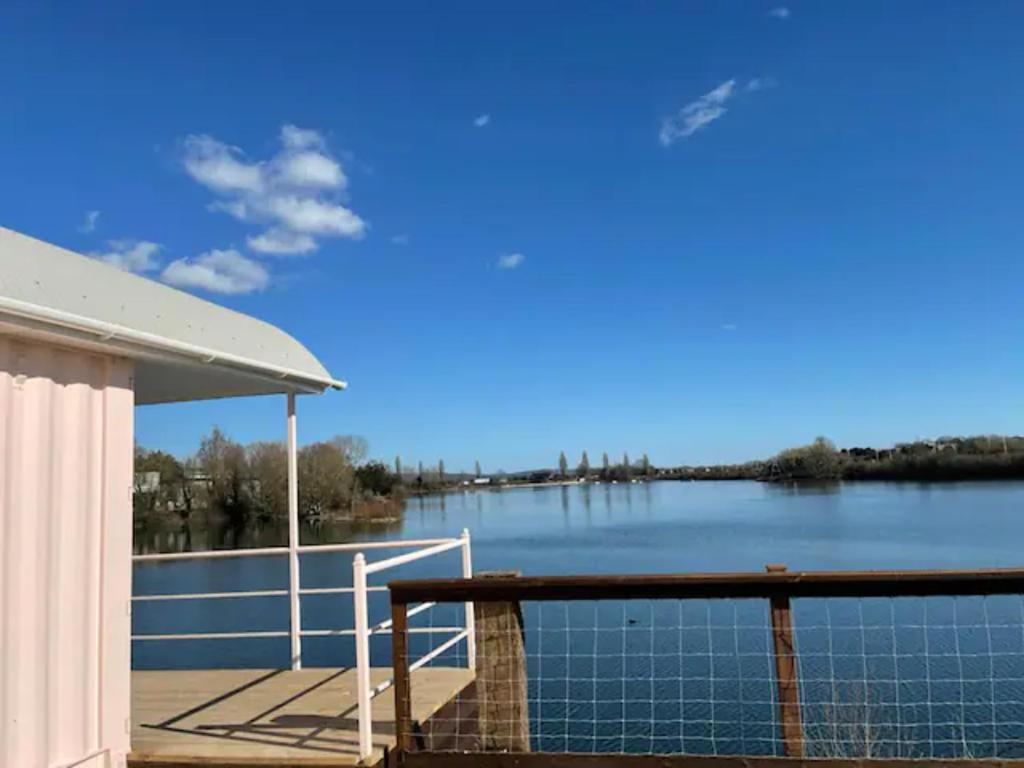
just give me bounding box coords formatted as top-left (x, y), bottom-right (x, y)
top-left (134, 428), bottom-right (403, 523)
top-left (761, 434), bottom-right (1024, 482)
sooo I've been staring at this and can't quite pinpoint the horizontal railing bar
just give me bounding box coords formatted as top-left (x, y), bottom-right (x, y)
top-left (300, 626), bottom-right (462, 637)
top-left (132, 589), bottom-right (289, 601)
top-left (365, 539), bottom-right (463, 576)
top-left (389, 565), bottom-right (1024, 604)
top-left (131, 631), bottom-right (288, 640)
top-left (299, 628), bottom-right (356, 637)
top-left (299, 585), bottom-right (388, 595)
top-left (132, 538), bottom-right (459, 563)
top-left (132, 546), bottom-right (289, 562)
top-left (298, 538), bottom-right (456, 554)
top-left (408, 630), bottom-right (469, 673)
top-left (132, 585), bottom-right (391, 600)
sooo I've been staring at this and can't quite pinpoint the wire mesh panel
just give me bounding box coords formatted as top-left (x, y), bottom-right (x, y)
top-left (412, 592), bottom-right (1024, 758)
top-left (420, 598), bottom-right (783, 755)
top-left (794, 595), bottom-right (1024, 759)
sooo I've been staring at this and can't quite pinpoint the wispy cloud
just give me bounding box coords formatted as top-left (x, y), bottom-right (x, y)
top-left (659, 79), bottom-right (736, 146)
top-left (390, 234), bottom-right (410, 246)
top-left (161, 249), bottom-right (269, 294)
top-left (721, 323), bottom-right (738, 331)
top-left (497, 252), bottom-right (524, 270)
top-left (79, 210), bottom-right (100, 233)
top-left (473, 114), bottom-right (491, 128)
top-left (767, 6), bottom-right (790, 19)
top-left (91, 239), bottom-right (161, 272)
top-left (246, 229), bottom-right (316, 255)
top-left (182, 125), bottom-right (366, 255)
top-left (745, 77), bottom-right (777, 92)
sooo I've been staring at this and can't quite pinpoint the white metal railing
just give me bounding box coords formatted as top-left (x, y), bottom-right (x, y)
top-left (350, 530), bottom-right (476, 759)
top-left (131, 529), bottom-right (475, 763)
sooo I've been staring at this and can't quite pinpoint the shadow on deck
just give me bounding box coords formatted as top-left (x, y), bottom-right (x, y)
top-left (129, 666), bottom-right (474, 767)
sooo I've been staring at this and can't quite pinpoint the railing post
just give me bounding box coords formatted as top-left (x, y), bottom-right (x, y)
top-left (391, 598), bottom-right (414, 755)
top-left (460, 528), bottom-right (476, 672)
top-left (475, 571), bottom-right (530, 752)
top-left (353, 553), bottom-right (373, 763)
top-left (286, 392), bottom-right (302, 670)
top-left (767, 564), bottom-right (804, 757)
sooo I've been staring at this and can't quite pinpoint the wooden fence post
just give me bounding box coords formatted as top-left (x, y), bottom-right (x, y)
top-left (390, 600), bottom-right (414, 756)
top-left (766, 564), bottom-right (804, 757)
top-left (474, 571), bottom-right (531, 752)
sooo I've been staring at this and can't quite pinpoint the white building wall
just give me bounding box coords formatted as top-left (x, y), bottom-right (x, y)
top-left (0, 336), bottom-right (134, 768)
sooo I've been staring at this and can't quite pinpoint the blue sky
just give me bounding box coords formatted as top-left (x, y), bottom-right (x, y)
top-left (2, 1), bottom-right (1023, 471)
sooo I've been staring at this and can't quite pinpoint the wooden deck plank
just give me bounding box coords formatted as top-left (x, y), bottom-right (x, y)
top-left (129, 667), bottom-right (473, 767)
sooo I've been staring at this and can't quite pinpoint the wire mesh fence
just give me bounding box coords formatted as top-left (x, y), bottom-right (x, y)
top-left (404, 587), bottom-right (1024, 758)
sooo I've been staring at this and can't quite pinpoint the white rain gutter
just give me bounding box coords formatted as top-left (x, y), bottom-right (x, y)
top-left (0, 295), bottom-right (347, 393)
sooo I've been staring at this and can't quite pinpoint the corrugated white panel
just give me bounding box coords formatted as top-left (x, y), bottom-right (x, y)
top-left (0, 336), bottom-right (134, 768)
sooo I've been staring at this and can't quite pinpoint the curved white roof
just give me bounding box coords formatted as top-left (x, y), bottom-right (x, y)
top-left (0, 227), bottom-right (345, 404)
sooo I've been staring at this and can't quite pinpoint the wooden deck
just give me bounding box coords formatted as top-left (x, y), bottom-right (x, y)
top-left (129, 667), bottom-right (474, 767)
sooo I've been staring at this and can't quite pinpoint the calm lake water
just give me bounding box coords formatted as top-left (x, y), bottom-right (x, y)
top-left (133, 480), bottom-right (1024, 756)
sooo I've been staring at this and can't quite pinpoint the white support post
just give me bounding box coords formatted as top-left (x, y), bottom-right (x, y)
top-left (353, 553), bottom-right (374, 762)
top-left (461, 528), bottom-right (476, 671)
top-left (287, 392), bottom-right (302, 670)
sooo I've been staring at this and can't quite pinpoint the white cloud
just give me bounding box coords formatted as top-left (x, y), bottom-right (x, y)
top-left (659, 77), bottom-right (771, 145)
top-left (473, 114), bottom-right (491, 128)
top-left (280, 124), bottom-right (325, 150)
top-left (659, 79), bottom-right (736, 146)
top-left (721, 323), bottom-right (738, 331)
top-left (181, 125), bottom-right (366, 255)
top-left (91, 239), bottom-right (161, 273)
top-left (276, 150), bottom-right (346, 189)
top-left (767, 6), bottom-right (790, 18)
top-left (497, 252), bottom-right (524, 270)
top-left (746, 77), bottom-right (776, 92)
top-left (79, 210), bottom-right (100, 233)
top-left (161, 249), bottom-right (269, 294)
top-left (247, 228), bottom-right (317, 255)
top-left (390, 234), bottom-right (410, 245)
top-left (182, 135), bottom-right (263, 194)
top-left (263, 195), bottom-right (365, 237)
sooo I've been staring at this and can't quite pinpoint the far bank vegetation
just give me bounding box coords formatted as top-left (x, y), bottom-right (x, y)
top-left (657, 434), bottom-right (1024, 483)
top-left (134, 428), bottom-right (404, 525)
top-left (763, 434), bottom-right (1024, 483)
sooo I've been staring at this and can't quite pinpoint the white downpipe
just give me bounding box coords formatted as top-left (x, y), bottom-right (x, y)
top-left (461, 528), bottom-right (476, 671)
top-left (287, 393), bottom-right (302, 671)
top-left (353, 553), bottom-right (374, 763)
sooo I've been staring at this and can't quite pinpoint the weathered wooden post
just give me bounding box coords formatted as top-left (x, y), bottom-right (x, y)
top-left (474, 571), bottom-right (531, 752)
top-left (766, 564), bottom-right (804, 756)
top-left (390, 600), bottom-right (414, 755)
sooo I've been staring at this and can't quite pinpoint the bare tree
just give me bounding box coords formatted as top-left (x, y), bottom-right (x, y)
top-left (298, 440), bottom-right (356, 518)
top-left (246, 441), bottom-right (288, 519)
top-left (197, 427), bottom-right (249, 520)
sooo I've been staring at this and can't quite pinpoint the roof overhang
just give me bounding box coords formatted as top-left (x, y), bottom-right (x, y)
top-left (0, 227), bottom-right (346, 404)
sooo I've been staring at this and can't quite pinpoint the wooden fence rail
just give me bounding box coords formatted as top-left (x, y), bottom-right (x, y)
top-left (388, 564), bottom-right (1024, 768)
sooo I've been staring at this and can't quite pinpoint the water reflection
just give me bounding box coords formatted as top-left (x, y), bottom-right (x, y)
top-left (134, 480), bottom-right (1024, 576)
